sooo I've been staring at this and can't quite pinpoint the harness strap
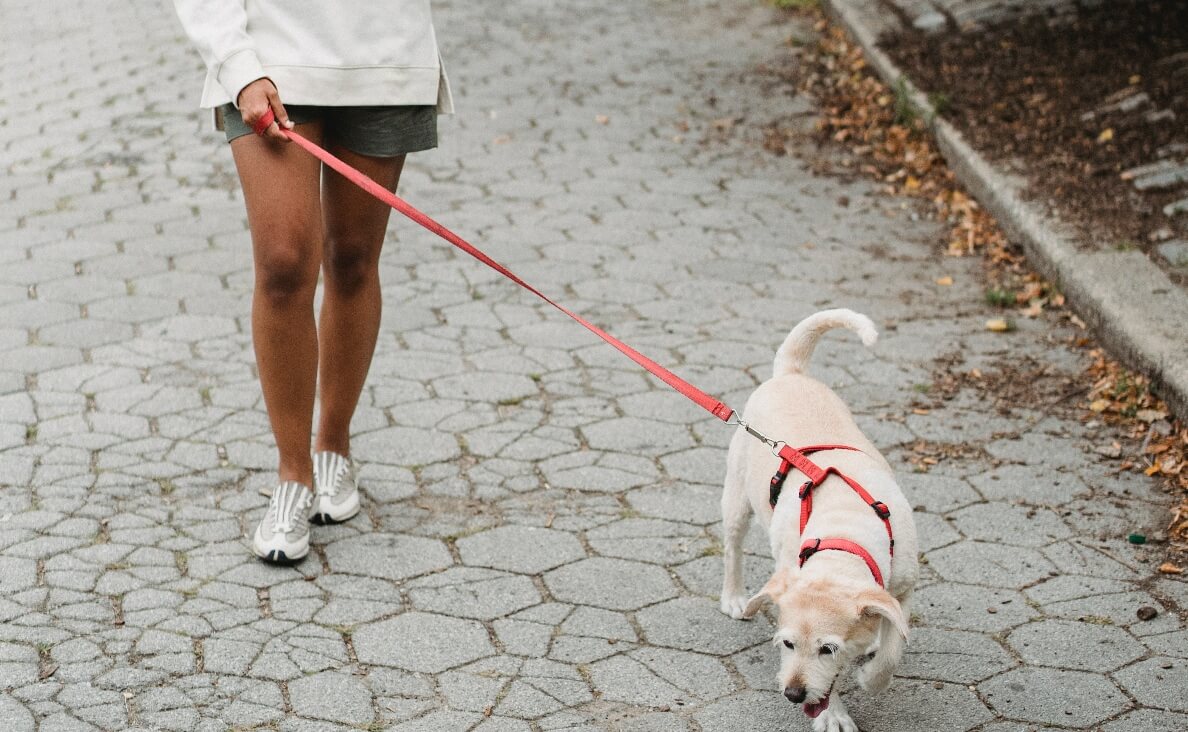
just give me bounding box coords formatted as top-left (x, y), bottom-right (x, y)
top-left (769, 444), bottom-right (895, 557)
top-left (768, 444), bottom-right (861, 508)
top-left (799, 537), bottom-right (885, 587)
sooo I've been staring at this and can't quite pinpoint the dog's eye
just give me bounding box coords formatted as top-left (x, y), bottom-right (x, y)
top-left (782, 640), bottom-right (794, 650)
top-left (819, 644), bottom-right (837, 656)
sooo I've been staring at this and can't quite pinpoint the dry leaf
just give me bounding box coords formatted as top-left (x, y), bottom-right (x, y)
top-left (985, 318), bottom-right (1013, 332)
top-left (1089, 399), bottom-right (1110, 413)
top-left (1021, 300), bottom-right (1045, 318)
top-left (1158, 562), bottom-right (1183, 575)
top-left (1136, 409), bottom-right (1168, 423)
top-left (935, 276), bottom-right (953, 286)
top-left (595, 115), bottom-right (610, 125)
top-left (1097, 128), bottom-right (1114, 143)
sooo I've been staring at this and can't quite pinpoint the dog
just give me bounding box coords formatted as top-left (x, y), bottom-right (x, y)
top-left (718, 309), bottom-right (918, 732)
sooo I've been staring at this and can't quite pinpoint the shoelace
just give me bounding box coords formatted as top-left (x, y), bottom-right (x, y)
top-left (270, 481), bottom-right (311, 534)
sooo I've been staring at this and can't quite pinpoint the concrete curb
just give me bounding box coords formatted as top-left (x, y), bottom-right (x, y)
top-left (821, 0), bottom-right (1188, 421)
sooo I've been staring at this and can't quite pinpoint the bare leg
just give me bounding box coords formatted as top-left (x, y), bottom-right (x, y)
top-left (231, 123), bottom-right (326, 488)
top-left (314, 148), bottom-right (406, 456)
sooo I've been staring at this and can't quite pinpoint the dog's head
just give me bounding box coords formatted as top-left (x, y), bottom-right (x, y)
top-left (742, 569), bottom-right (908, 716)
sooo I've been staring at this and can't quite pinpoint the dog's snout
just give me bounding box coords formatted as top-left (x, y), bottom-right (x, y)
top-left (784, 685), bottom-right (807, 703)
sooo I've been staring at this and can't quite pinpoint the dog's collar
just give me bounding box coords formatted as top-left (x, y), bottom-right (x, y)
top-left (798, 537), bottom-right (885, 587)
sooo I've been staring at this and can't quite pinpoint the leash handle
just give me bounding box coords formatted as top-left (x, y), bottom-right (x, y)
top-left (280, 128), bottom-right (736, 423)
top-left (252, 107), bottom-right (276, 136)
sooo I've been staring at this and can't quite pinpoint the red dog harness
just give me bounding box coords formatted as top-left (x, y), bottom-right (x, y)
top-left (768, 444), bottom-right (892, 587)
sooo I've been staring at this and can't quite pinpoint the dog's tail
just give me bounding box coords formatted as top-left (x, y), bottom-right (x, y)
top-left (772, 309), bottom-right (878, 378)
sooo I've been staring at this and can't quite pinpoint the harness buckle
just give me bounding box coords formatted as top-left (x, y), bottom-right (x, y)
top-left (768, 471), bottom-right (785, 509)
top-left (798, 538), bottom-right (822, 564)
top-left (870, 501), bottom-right (891, 520)
top-left (798, 479), bottom-right (815, 499)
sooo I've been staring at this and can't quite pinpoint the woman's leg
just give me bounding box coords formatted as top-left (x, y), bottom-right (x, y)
top-left (314, 148), bottom-right (407, 456)
top-left (230, 123), bottom-right (327, 488)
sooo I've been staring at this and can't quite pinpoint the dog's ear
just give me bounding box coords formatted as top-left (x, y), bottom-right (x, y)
top-left (742, 568), bottom-right (790, 619)
top-left (857, 589), bottom-right (909, 640)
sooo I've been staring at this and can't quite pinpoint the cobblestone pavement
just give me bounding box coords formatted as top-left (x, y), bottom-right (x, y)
top-left (2, 0), bottom-right (1186, 730)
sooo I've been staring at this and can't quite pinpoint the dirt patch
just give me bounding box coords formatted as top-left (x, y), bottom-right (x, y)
top-left (882, 1), bottom-right (1188, 274)
top-left (924, 351), bottom-right (1086, 418)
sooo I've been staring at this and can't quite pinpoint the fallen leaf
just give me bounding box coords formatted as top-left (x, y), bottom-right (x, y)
top-left (935, 276), bottom-right (953, 286)
top-left (912, 408), bottom-right (930, 415)
top-left (1097, 128), bottom-right (1114, 143)
top-left (985, 318), bottom-right (1013, 332)
top-left (1136, 409), bottom-right (1168, 423)
top-left (1089, 399), bottom-right (1110, 413)
top-left (1158, 562), bottom-right (1183, 575)
top-left (595, 115), bottom-right (610, 125)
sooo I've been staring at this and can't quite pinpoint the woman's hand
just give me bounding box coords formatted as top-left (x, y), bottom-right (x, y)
top-left (237, 78), bottom-right (293, 141)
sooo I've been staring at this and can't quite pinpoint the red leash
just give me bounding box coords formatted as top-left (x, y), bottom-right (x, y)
top-left (254, 109), bottom-right (894, 587)
top-left (254, 108), bottom-right (735, 424)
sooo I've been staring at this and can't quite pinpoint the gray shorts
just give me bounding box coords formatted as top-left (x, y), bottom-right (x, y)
top-left (218, 104), bottom-right (437, 157)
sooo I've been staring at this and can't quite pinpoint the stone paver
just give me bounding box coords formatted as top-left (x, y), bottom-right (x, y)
top-left (1, 0), bottom-right (1184, 730)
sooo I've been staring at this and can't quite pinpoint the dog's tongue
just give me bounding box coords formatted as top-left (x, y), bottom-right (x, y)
top-left (804, 698), bottom-right (830, 719)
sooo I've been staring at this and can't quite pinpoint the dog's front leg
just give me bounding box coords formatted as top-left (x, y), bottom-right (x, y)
top-left (811, 692), bottom-right (857, 732)
top-left (718, 476), bottom-right (752, 619)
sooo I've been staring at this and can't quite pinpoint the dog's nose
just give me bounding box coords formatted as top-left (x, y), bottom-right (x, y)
top-left (784, 685), bottom-right (807, 703)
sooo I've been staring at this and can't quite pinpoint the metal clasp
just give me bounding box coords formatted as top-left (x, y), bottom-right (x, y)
top-left (728, 415), bottom-right (788, 457)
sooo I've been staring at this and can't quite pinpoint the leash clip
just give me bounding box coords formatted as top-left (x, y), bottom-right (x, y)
top-left (729, 415), bottom-right (786, 456)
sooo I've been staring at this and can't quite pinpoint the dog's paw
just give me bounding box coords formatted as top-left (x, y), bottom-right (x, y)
top-left (719, 594), bottom-right (748, 619)
top-left (811, 708), bottom-right (858, 732)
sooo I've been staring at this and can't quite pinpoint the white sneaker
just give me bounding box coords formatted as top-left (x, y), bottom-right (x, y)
top-left (312, 451), bottom-right (361, 524)
top-left (252, 481), bottom-right (314, 563)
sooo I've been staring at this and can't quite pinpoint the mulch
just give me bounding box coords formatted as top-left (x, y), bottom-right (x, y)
top-left (882, 0), bottom-right (1188, 265)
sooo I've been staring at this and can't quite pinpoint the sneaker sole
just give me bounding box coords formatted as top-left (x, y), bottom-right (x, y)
top-left (311, 503), bottom-right (360, 525)
top-left (258, 548), bottom-right (304, 564)
top-left (252, 534), bottom-right (310, 564)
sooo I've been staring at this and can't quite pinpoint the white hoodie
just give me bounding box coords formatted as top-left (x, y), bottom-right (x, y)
top-left (171, 0), bottom-right (453, 112)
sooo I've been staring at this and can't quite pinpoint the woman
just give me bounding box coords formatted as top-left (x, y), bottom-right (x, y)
top-left (172, 1), bottom-right (452, 562)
